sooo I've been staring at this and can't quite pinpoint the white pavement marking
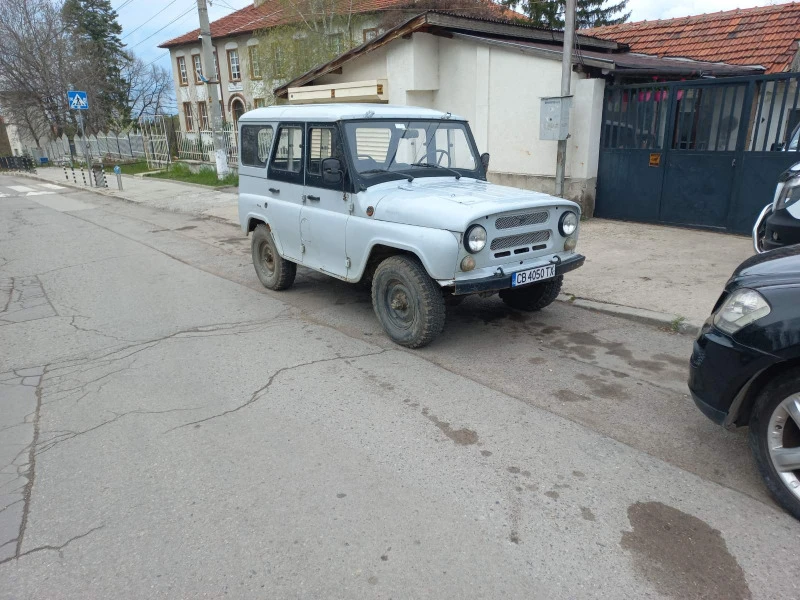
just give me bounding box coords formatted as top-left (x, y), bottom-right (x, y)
top-left (25, 191), bottom-right (56, 196)
top-left (8, 185), bottom-right (35, 192)
top-left (38, 183), bottom-right (65, 190)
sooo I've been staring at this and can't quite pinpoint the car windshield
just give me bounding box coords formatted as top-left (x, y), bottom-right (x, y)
top-left (342, 120), bottom-right (480, 181)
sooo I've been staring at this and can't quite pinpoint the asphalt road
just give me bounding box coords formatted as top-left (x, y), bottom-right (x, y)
top-left (1, 173), bottom-right (798, 599)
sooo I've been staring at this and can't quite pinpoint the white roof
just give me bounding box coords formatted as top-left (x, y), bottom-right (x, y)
top-left (239, 103), bottom-right (467, 123)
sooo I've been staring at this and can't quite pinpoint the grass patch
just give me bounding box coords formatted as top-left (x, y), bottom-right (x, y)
top-left (113, 161), bottom-right (152, 175)
top-left (669, 315), bottom-right (686, 332)
top-left (147, 162), bottom-right (238, 187)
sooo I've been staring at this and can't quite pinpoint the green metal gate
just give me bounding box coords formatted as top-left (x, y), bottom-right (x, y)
top-left (596, 73), bottom-right (800, 233)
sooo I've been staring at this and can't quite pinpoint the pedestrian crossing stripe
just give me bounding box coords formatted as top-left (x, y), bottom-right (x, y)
top-left (8, 185), bottom-right (35, 192)
top-left (39, 183), bottom-right (65, 190)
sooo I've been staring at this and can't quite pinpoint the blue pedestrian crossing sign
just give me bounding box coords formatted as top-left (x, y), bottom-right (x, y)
top-left (67, 90), bottom-right (89, 110)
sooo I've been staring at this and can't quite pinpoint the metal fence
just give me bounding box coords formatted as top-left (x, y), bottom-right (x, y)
top-left (0, 156), bottom-right (37, 172)
top-left (175, 123), bottom-right (238, 168)
top-left (21, 117), bottom-right (238, 173)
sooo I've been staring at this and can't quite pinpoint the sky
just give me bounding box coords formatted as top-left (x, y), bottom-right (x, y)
top-left (117, 0), bottom-right (797, 83)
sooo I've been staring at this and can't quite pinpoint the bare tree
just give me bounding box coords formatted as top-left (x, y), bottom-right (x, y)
top-left (0, 0), bottom-right (78, 143)
top-left (121, 58), bottom-right (173, 124)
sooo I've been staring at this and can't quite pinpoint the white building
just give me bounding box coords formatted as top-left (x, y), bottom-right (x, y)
top-left (275, 12), bottom-right (761, 213)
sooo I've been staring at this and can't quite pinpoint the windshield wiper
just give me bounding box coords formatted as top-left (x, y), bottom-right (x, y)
top-left (410, 161), bottom-right (461, 180)
top-left (360, 169), bottom-right (413, 182)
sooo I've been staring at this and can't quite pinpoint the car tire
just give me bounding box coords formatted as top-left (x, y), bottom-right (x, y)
top-left (251, 224), bottom-right (296, 291)
top-left (499, 275), bottom-right (563, 311)
top-left (749, 368), bottom-right (800, 521)
top-left (371, 255), bottom-right (446, 348)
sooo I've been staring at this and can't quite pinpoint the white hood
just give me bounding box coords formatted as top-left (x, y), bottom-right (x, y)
top-left (370, 178), bottom-right (580, 231)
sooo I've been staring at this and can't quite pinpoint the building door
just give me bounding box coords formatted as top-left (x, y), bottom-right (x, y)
top-left (231, 98), bottom-right (245, 125)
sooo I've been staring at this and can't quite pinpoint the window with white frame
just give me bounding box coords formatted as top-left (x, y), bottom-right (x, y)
top-left (227, 48), bottom-right (241, 81)
top-left (197, 101), bottom-right (210, 130)
top-left (192, 54), bottom-right (203, 84)
top-left (176, 56), bottom-right (188, 85)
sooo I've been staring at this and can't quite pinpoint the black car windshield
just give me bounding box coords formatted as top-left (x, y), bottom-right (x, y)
top-left (342, 120), bottom-right (480, 182)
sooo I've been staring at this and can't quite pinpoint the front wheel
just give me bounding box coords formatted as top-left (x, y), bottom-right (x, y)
top-left (499, 275), bottom-right (563, 311)
top-left (251, 224), bottom-right (296, 290)
top-left (371, 256), bottom-right (446, 348)
top-left (749, 369), bottom-right (800, 521)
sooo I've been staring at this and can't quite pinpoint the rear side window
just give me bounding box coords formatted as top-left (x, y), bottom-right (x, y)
top-left (240, 125), bottom-right (274, 167)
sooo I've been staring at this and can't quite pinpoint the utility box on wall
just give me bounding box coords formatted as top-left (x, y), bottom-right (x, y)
top-left (540, 96), bottom-right (572, 141)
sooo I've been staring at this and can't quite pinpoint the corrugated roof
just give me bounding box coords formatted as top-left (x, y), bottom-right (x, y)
top-left (159, 0), bottom-right (518, 48)
top-left (582, 2), bottom-right (800, 74)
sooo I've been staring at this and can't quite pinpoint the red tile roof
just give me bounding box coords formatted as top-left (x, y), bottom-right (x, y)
top-left (582, 2), bottom-right (800, 74)
top-left (159, 0), bottom-right (516, 48)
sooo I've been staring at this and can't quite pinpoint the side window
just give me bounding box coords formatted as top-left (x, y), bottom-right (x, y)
top-left (307, 127), bottom-right (334, 175)
top-left (240, 125), bottom-right (274, 168)
top-left (306, 125), bottom-right (346, 190)
top-left (268, 125), bottom-right (303, 184)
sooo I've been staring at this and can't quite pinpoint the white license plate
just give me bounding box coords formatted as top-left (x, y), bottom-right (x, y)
top-left (511, 264), bottom-right (555, 287)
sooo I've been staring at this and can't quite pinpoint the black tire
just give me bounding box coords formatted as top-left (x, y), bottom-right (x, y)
top-left (499, 275), bottom-right (563, 312)
top-left (371, 255), bottom-right (446, 348)
top-left (749, 368), bottom-right (800, 521)
top-left (251, 224), bottom-right (296, 291)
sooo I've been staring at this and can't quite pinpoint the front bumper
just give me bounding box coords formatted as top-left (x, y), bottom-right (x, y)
top-left (764, 208), bottom-right (800, 250)
top-left (688, 322), bottom-right (777, 427)
top-left (453, 253), bottom-right (585, 295)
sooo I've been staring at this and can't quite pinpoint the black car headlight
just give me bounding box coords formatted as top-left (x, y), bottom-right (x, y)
top-left (559, 211), bottom-right (578, 236)
top-left (776, 175), bottom-right (800, 211)
top-left (713, 288), bottom-right (771, 334)
top-left (464, 225), bottom-right (487, 253)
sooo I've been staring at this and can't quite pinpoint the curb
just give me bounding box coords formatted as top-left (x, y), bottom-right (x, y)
top-left (557, 293), bottom-right (702, 336)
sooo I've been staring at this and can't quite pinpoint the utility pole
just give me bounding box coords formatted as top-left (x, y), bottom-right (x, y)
top-left (197, 0), bottom-right (230, 179)
top-left (555, 0), bottom-right (576, 197)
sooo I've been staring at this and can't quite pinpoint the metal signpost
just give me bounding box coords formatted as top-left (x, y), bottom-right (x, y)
top-left (67, 90), bottom-right (92, 186)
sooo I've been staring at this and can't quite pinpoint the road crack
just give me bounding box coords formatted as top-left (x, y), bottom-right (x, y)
top-left (14, 365), bottom-right (47, 560)
top-left (0, 525), bottom-right (104, 566)
top-left (167, 348), bottom-right (387, 432)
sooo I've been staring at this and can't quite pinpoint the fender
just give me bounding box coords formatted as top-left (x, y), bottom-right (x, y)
top-left (346, 217), bottom-right (460, 282)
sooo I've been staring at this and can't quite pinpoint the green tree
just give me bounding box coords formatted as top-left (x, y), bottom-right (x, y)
top-left (62, 0), bottom-right (128, 128)
top-left (499, 0), bottom-right (630, 29)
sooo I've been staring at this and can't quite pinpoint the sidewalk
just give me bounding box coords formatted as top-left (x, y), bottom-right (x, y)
top-left (20, 167), bottom-right (754, 333)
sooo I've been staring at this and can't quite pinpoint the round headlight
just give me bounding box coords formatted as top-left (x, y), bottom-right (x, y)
top-left (559, 211), bottom-right (578, 237)
top-left (465, 225), bottom-right (487, 253)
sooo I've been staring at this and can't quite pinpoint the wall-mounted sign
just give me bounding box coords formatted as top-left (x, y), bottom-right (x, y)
top-left (649, 153), bottom-right (661, 167)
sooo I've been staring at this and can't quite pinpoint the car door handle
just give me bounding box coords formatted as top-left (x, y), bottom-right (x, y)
top-left (306, 195), bottom-right (320, 201)
top-left (268, 187), bottom-right (280, 194)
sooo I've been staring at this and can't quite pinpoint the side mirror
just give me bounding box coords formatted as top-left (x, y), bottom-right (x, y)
top-left (322, 157), bottom-right (343, 184)
top-left (480, 152), bottom-right (490, 172)
top-left (772, 142), bottom-right (786, 152)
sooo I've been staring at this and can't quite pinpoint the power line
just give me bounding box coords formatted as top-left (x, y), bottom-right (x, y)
top-left (128, 4), bottom-right (196, 50)
top-left (122, 0), bottom-right (180, 40)
top-left (115, 0), bottom-right (135, 12)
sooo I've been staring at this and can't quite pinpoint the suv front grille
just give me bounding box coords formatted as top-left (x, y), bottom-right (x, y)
top-left (495, 211), bottom-right (549, 230)
top-left (490, 230), bottom-right (551, 251)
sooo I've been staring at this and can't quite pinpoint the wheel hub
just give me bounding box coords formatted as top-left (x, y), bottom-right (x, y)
top-left (768, 393), bottom-right (800, 500)
top-left (385, 282), bottom-right (414, 330)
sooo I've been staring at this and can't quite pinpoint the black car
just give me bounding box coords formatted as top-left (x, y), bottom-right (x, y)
top-left (690, 245), bottom-right (800, 519)
top-left (753, 163), bottom-right (800, 252)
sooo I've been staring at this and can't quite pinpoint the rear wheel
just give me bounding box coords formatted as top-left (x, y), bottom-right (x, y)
top-left (499, 275), bottom-right (563, 312)
top-left (251, 224), bottom-right (296, 290)
top-left (371, 256), bottom-right (446, 348)
top-left (749, 369), bottom-right (800, 521)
